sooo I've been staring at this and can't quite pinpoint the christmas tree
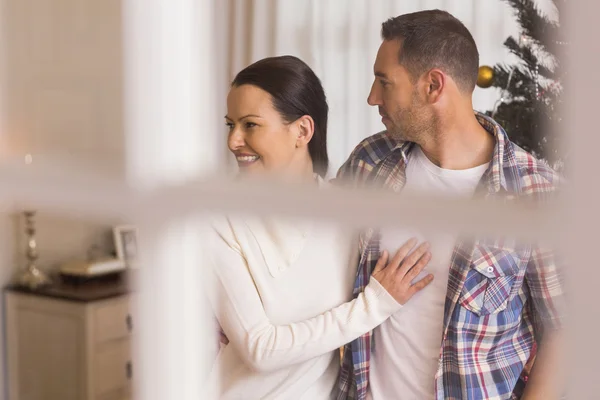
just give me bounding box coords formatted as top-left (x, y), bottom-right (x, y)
top-left (478, 0), bottom-right (567, 170)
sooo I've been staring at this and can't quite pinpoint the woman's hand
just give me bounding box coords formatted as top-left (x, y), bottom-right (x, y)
top-left (371, 238), bottom-right (433, 305)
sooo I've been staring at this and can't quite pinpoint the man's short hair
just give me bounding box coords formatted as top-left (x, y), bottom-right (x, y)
top-left (381, 10), bottom-right (480, 93)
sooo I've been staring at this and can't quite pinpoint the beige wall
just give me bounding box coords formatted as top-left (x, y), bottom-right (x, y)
top-left (1, 0), bottom-right (124, 272)
top-left (1, 0), bottom-right (124, 394)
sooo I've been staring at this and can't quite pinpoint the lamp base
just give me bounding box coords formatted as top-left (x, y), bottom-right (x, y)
top-left (18, 265), bottom-right (51, 290)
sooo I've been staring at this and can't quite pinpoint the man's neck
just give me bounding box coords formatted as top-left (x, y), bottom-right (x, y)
top-left (418, 111), bottom-right (494, 170)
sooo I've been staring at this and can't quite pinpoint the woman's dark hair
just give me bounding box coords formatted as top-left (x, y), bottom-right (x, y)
top-left (231, 55), bottom-right (329, 178)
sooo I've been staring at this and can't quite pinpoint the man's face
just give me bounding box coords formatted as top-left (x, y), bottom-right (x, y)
top-left (367, 39), bottom-right (432, 142)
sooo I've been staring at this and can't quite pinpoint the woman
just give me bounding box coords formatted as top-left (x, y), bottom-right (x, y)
top-left (203, 55), bottom-right (433, 399)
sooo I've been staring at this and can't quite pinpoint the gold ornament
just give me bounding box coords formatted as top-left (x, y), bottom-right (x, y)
top-left (477, 65), bottom-right (495, 88)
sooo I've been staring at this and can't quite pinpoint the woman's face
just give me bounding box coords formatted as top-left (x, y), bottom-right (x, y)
top-left (226, 84), bottom-right (309, 176)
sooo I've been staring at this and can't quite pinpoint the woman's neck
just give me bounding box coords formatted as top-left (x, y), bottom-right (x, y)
top-left (294, 158), bottom-right (318, 185)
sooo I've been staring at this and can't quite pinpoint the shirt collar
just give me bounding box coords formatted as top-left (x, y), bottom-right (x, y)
top-left (475, 112), bottom-right (522, 195)
top-left (388, 111), bottom-right (522, 195)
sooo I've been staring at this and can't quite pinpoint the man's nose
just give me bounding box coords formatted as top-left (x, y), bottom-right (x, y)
top-left (367, 83), bottom-right (381, 106)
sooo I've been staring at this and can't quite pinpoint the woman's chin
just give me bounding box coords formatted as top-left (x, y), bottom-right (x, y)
top-left (237, 166), bottom-right (289, 181)
top-left (236, 164), bottom-right (267, 179)
top-left (237, 160), bottom-right (261, 171)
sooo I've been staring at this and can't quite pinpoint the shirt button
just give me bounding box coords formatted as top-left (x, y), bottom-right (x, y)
top-left (487, 266), bottom-right (494, 273)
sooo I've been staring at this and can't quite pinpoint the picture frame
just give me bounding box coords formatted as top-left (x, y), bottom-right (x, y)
top-left (113, 225), bottom-right (139, 269)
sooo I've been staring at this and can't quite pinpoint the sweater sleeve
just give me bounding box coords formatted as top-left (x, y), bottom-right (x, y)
top-left (203, 231), bottom-right (400, 373)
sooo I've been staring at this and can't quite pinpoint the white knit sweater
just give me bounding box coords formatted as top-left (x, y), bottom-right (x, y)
top-left (203, 180), bottom-right (401, 400)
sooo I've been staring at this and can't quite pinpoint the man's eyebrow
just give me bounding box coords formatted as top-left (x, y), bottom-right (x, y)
top-left (375, 71), bottom-right (389, 79)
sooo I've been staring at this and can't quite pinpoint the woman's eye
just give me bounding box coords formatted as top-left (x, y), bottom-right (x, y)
top-left (245, 122), bottom-right (257, 129)
top-left (225, 122), bottom-right (234, 130)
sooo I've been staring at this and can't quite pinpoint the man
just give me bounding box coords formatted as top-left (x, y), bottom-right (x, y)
top-left (334, 10), bottom-right (564, 400)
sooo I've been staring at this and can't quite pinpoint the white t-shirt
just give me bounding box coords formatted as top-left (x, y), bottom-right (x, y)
top-left (368, 146), bottom-right (489, 400)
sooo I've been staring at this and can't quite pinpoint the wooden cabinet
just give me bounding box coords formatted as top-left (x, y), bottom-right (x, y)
top-left (5, 283), bottom-right (135, 400)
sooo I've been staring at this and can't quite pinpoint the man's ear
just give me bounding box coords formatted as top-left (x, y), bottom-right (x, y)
top-left (424, 68), bottom-right (446, 104)
top-left (295, 115), bottom-right (315, 148)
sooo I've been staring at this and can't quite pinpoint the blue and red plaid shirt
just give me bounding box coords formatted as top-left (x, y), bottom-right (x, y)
top-left (333, 112), bottom-right (564, 400)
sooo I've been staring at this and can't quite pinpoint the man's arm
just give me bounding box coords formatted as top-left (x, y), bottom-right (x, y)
top-left (521, 244), bottom-right (566, 399)
top-left (522, 330), bottom-right (565, 399)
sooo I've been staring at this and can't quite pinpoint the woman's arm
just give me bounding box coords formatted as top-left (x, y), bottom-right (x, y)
top-left (203, 232), bottom-right (432, 373)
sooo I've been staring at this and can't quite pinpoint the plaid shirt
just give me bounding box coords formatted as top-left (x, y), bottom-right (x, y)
top-left (333, 112), bottom-right (564, 400)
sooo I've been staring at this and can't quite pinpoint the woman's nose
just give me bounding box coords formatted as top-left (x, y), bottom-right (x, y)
top-left (228, 128), bottom-right (244, 151)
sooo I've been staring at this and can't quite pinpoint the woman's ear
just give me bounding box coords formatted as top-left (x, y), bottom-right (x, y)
top-left (295, 115), bottom-right (315, 148)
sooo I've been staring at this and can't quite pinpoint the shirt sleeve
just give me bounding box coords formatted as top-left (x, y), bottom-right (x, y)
top-left (203, 232), bottom-right (401, 373)
top-left (331, 144), bottom-right (373, 187)
top-left (525, 243), bottom-right (565, 333)
top-left (524, 168), bottom-right (566, 335)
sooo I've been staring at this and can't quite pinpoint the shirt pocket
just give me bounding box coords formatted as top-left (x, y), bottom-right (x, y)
top-left (459, 243), bottom-right (525, 316)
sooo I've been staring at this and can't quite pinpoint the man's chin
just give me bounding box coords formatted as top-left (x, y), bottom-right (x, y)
top-left (384, 126), bottom-right (407, 142)
top-left (382, 120), bottom-right (397, 134)
top-left (382, 118), bottom-right (394, 131)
